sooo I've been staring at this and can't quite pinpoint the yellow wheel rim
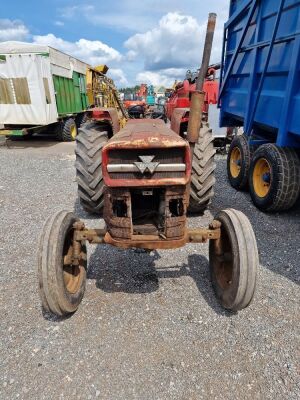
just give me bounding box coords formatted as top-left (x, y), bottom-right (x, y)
top-left (230, 147), bottom-right (242, 178)
top-left (253, 158), bottom-right (271, 198)
top-left (70, 124), bottom-right (77, 140)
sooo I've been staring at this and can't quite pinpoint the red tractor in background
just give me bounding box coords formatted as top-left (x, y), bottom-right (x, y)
top-left (124, 95), bottom-right (147, 119)
top-left (136, 84), bottom-right (147, 98)
top-left (161, 65), bottom-right (221, 212)
top-left (165, 64), bottom-right (220, 136)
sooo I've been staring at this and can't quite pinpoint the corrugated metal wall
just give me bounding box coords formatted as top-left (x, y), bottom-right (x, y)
top-left (53, 72), bottom-right (88, 115)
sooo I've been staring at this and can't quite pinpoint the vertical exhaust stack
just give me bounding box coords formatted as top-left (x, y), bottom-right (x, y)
top-left (187, 13), bottom-right (217, 147)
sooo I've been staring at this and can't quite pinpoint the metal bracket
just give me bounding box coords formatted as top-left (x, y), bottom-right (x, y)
top-left (72, 220), bottom-right (221, 250)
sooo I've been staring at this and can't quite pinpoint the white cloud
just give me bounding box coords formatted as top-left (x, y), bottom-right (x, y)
top-left (58, 0), bottom-right (229, 35)
top-left (136, 68), bottom-right (186, 87)
top-left (32, 33), bottom-right (127, 87)
top-left (0, 19), bottom-right (29, 41)
top-left (109, 68), bottom-right (129, 86)
top-left (60, 5), bottom-right (94, 19)
top-left (33, 34), bottom-right (122, 65)
top-left (59, 3), bottom-right (163, 32)
top-left (125, 12), bottom-right (223, 72)
top-left (54, 21), bottom-right (64, 27)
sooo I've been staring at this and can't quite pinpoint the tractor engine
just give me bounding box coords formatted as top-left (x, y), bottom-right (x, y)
top-left (102, 119), bottom-right (191, 247)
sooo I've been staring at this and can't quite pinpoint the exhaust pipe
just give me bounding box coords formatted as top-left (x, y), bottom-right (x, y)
top-left (187, 13), bottom-right (217, 145)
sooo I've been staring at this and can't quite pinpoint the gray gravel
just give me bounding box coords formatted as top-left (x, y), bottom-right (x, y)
top-left (0, 137), bottom-right (299, 400)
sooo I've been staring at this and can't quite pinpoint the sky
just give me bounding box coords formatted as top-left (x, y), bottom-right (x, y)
top-left (0, 0), bottom-right (229, 87)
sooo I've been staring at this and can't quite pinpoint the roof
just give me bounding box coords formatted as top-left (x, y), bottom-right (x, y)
top-left (0, 41), bottom-right (90, 76)
top-left (0, 41), bottom-right (51, 54)
top-left (0, 41), bottom-right (89, 65)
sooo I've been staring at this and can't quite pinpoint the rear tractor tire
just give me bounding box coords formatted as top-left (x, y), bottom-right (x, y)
top-left (75, 113), bottom-right (88, 128)
top-left (75, 122), bottom-right (109, 215)
top-left (249, 144), bottom-right (300, 212)
top-left (209, 209), bottom-right (258, 311)
top-left (37, 210), bottom-right (87, 316)
top-left (227, 134), bottom-right (252, 190)
top-left (56, 118), bottom-right (77, 142)
top-left (189, 122), bottom-right (216, 213)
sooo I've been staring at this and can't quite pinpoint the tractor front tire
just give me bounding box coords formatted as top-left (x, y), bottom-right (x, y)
top-left (56, 118), bottom-right (77, 142)
top-left (227, 134), bottom-right (252, 190)
top-left (75, 122), bottom-right (108, 215)
top-left (37, 210), bottom-right (87, 316)
top-left (189, 122), bottom-right (216, 213)
top-left (249, 144), bottom-right (300, 212)
top-left (209, 209), bottom-right (258, 311)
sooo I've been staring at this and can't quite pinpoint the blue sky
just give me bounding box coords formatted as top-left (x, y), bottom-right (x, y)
top-left (0, 0), bottom-right (229, 87)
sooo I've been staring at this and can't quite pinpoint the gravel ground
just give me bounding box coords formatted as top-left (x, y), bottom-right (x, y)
top-left (0, 137), bottom-right (299, 400)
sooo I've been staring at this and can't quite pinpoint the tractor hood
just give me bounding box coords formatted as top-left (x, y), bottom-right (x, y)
top-left (102, 119), bottom-right (191, 187)
top-left (103, 119), bottom-right (188, 150)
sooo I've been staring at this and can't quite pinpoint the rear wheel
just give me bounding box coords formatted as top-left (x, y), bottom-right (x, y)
top-left (37, 210), bottom-right (87, 316)
top-left (249, 144), bottom-right (300, 212)
top-left (227, 134), bottom-right (251, 190)
top-left (75, 113), bottom-right (88, 128)
top-left (75, 122), bottom-right (108, 214)
top-left (189, 122), bottom-right (216, 213)
top-left (209, 209), bottom-right (258, 311)
top-left (56, 118), bottom-right (77, 142)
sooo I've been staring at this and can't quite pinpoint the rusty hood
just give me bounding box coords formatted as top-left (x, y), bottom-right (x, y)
top-left (103, 119), bottom-right (188, 150)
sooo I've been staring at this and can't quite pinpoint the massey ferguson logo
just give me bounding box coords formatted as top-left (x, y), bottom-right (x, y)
top-left (134, 155), bottom-right (160, 174)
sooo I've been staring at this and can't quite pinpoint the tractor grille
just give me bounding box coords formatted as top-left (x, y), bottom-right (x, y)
top-left (107, 148), bottom-right (186, 180)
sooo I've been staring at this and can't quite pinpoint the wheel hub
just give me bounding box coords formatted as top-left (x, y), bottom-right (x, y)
top-left (253, 158), bottom-right (271, 198)
top-left (70, 124), bottom-right (77, 140)
top-left (63, 228), bottom-right (83, 294)
top-left (230, 147), bottom-right (242, 178)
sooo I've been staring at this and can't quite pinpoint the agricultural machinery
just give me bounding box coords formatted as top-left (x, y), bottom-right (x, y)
top-left (146, 85), bottom-right (156, 106)
top-left (38, 13), bottom-right (258, 317)
top-left (124, 94), bottom-right (147, 119)
top-left (220, 0), bottom-right (300, 212)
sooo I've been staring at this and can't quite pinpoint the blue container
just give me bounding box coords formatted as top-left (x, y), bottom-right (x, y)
top-left (219, 0), bottom-right (300, 148)
top-left (146, 95), bottom-right (155, 106)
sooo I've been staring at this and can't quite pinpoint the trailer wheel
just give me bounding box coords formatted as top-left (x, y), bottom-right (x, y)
top-left (37, 210), bottom-right (87, 316)
top-left (209, 209), bottom-right (258, 311)
top-left (227, 134), bottom-right (252, 190)
top-left (249, 144), bottom-right (300, 212)
top-left (56, 118), bottom-right (77, 142)
top-left (189, 122), bottom-right (216, 213)
top-left (75, 122), bottom-right (108, 214)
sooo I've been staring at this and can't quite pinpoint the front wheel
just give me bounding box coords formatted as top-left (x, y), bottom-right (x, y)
top-left (37, 210), bottom-right (87, 316)
top-left (209, 209), bottom-right (258, 311)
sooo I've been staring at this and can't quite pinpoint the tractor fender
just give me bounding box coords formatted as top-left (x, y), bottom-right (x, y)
top-left (88, 107), bottom-right (120, 134)
top-left (170, 108), bottom-right (190, 135)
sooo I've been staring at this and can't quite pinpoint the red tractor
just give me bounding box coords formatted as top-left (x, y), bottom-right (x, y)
top-left (165, 64), bottom-right (220, 129)
top-left (162, 65), bottom-right (220, 212)
top-left (37, 14), bottom-right (258, 317)
top-left (124, 94), bottom-right (147, 119)
top-left (136, 83), bottom-right (147, 98)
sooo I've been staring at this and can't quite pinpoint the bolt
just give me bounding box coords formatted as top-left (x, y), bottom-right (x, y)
top-left (209, 220), bottom-right (221, 229)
